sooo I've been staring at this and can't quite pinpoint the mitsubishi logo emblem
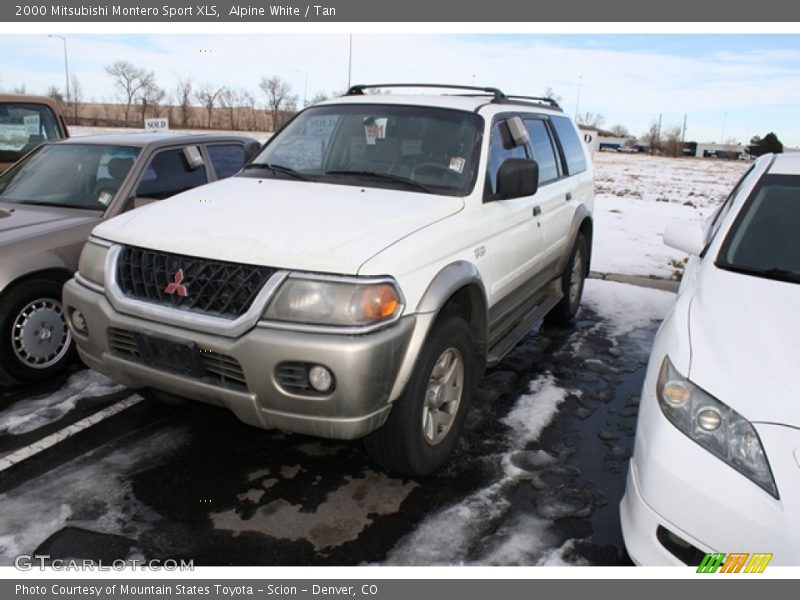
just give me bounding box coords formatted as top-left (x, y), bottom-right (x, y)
top-left (165, 268), bottom-right (188, 297)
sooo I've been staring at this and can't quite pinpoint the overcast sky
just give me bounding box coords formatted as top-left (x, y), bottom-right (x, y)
top-left (2, 33), bottom-right (799, 146)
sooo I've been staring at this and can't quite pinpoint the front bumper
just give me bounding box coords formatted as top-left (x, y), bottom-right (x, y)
top-left (621, 362), bottom-right (800, 565)
top-left (63, 278), bottom-right (416, 440)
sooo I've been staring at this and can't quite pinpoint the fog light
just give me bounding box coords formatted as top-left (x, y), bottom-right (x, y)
top-left (71, 310), bottom-right (87, 333)
top-left (308, 365), bottom-right (333, 392)
top-left (697, 408), bottom-right (722, 431)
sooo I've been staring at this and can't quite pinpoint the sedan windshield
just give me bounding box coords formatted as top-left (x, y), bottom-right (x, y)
top-left (245, 103), bottom-right (483, 196)
top-left (0, 143), bottom-right (140, 210)
top-left (717, 174), bottom-right (800, 284)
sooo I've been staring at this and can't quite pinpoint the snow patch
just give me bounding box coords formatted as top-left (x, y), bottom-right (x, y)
top-left (500, 375), bottom-right (568, 446)
top-left (582, 278), bottom-right (675, 339)
top-left (0, 370), bottom-right (125, 436)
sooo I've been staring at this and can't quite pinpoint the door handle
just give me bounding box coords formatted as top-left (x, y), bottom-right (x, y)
top-left (533, 206), bottom-right (541, 217)
top-left (565, 192), bottom-right (573, 202)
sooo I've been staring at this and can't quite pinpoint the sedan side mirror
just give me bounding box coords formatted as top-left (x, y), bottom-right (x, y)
top-left (495, 158), bottom-right (539, 200)
top-left (664, 220), bottom-right (705, 256)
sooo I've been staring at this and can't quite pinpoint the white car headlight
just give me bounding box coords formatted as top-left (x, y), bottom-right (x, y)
top-left (77, 239), bottom-right (109, 287)
top-left (263, 275), bottom-right (403, 328)
top-left (657, 356), bottom-right (778, 498)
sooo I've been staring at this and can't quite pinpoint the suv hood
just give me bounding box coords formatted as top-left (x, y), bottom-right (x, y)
top-left (93, 177), bottom-right (464, 275)
top-left (688, 266), bottom-right (800, 427)
top-left (0, 203), bottom-right (99, 244)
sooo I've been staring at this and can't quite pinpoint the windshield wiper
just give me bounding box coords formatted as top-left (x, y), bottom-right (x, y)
top-left (324, 170), bottom-right (434, 194)
top-left (241, 163), bottom-right (310, 181)
top-left (718, 262), bottom-right (800, 283)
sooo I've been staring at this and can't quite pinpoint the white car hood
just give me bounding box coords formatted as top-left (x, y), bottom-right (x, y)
top-left (93, 177), bottom-right (463, 275)
top-left (688, 266), bottom-right (800, 426)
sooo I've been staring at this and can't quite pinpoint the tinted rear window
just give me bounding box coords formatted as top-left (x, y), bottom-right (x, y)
top-left (208, 144), bottom-right (246, 179)
top-left (551, 116), bottom-right (587, 175)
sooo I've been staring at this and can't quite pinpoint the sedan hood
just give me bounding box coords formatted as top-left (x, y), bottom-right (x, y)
top-left (0, 203), bottom-right (99, 244)
top-left (93, 177), bottom-right (464, 275)
top-left (688, 266), bottom-right (800, 426)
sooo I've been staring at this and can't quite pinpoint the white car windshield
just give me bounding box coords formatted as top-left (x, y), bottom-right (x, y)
top-left (0, 143), bottom-right (140, 210)
top-left (717, 174), bottom-right (800, 283)
top-left (244, 103), bottom-right (483, 196)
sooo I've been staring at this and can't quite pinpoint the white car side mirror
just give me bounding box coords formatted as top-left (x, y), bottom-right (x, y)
top-left (663, 221), bottom-right (705, 256)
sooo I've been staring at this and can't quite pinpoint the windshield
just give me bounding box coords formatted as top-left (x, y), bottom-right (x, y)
top-left (0, 143), bottom-right (140, 210)
top-left (246, 103), bottom-right (483, 196)
top-left (0, 102), bottom-right (64, 164)
top-left (717, 174), bottom-right (800, 284)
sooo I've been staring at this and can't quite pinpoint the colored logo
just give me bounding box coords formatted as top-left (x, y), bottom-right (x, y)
top-left (697, 552), bottom-right (773, 573)
top-left (165, 268), bottom-right (188, 297)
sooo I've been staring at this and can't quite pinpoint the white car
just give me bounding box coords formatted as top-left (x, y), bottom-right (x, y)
top-left (621, 152), bottom-right (800, 565)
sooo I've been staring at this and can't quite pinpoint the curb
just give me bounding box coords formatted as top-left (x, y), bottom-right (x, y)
top-left (589, 271), bottom-right (680, 292)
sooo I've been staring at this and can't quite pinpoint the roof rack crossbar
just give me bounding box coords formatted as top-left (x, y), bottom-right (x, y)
top-left (505, 95), bottom-right (561, 109)
top-left (346, 83), bottom-right (507, 102)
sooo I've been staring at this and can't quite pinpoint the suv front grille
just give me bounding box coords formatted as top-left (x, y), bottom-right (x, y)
top-left (116, 246), bottom-right (275, 319)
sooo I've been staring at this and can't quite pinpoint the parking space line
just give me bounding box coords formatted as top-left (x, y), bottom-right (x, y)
top-left (0, 394), bottom-right (143, 473)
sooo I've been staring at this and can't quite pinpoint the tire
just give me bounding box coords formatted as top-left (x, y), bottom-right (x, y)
top-left (546, 233), bottom-right (588, 326)
top-left (365, 316), bottom-right (475, 477)
top-left (0, 279), bottom-right (76, 382)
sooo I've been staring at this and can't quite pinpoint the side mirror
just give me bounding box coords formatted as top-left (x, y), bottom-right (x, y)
top-left (496, 158), bottom-right (539, 200)
top-left (243, 141), bottom-right (261, 162)
top-left (182, 146), bottom-right (204, 170)
top-left (663, 220), bottom-right (705, 255)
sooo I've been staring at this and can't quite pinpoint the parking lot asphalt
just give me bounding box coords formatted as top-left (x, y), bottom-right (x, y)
top-left (0, 279), bottom-right (672, 566)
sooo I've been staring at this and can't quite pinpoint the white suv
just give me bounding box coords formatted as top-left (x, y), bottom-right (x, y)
top-left (64, 84), bottom-right (594, 476)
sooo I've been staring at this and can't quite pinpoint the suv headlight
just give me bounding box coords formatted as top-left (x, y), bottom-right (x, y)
top-left (657, 356), bottom-right (778, 498)
top-left (263, 275), bottom-right (403, 328)
top-left (77, 239), bottom-right (109, 287)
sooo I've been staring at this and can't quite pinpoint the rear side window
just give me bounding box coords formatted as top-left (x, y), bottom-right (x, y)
top-left (523, 118), bottom-right (560, 184)
top-left (208, 144), bottom-right (246, 179)
top-left (0, 103), bottom-right (63, 164)
top-left (136, 147), bottom-right (208, 200)
top-left (551, 116), bottom-right (587, 175)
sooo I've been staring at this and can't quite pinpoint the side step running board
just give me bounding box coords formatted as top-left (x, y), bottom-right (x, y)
top-left (486, 292), bottom-right (562, 366)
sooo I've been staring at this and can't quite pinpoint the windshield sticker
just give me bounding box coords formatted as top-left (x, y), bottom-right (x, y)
top-left (97, 191), bottom-right (114, 206)
top-left (306, 116), bottom-right (338, 139)
top-left (364, 117), bottom-right (387, 146)
top-left (449, 156), bottom-right (466, 174)
top-left (23, 115), bottom-right (40, 135)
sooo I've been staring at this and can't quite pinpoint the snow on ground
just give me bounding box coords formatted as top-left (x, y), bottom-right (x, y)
top-left (0, 370), bottom-right (124, 436)
top-left (0, 427), bottom-right (188, 563)
top-left (385, 278), bottom-right (675, 566)
top-left (592, 152), bottom-right (748, 279)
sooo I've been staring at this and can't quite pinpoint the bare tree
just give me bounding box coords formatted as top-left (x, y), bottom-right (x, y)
top-left (609, 124), bottom-right (631, 138)
top-left (45, 85), bottom-right (64, 105)
top-left (13, 84), bottom-right (28, 95)
top-left (576, 111), bottom-right (605, 129)
top-left (195, 83), bottom-right (225, 129)
top-left (140, 80), bottom-right (165, 122)
top-left (543, 86), bottom-right (562, 104)
top-left (663, 125), bottom-right (684, 157)
top-left (69, 74), bottom-right (84, 122)
top-left (104, 60), bottom-right (156, 124)
top-left (240, 90), bottom-right (259, 130)
top-left (218, 88), bottom-right (242, 129)
top-left (644, 122), bottom-right (663, 154)
top-left (174, 77), bottom-right (193, 128)
top-left (259, 76), bottom-right (297, 131)
top-left (310, 91), bottom-right (329, 105)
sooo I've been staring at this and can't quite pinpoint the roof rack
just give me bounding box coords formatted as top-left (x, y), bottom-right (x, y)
top-left (345, 83), bottom-right (506, 102)
top-left (344, 84), bottom-right (562, 111)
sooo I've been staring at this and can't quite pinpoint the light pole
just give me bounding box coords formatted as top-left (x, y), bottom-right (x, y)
top-left (574, 75), bottom-right (582, 121)
top-left (295, 69), bottom-right (308, 107)
top-left (48, 34), bottom-right (70, 106)
top-left (347, 34), bottom-right (353, 89)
